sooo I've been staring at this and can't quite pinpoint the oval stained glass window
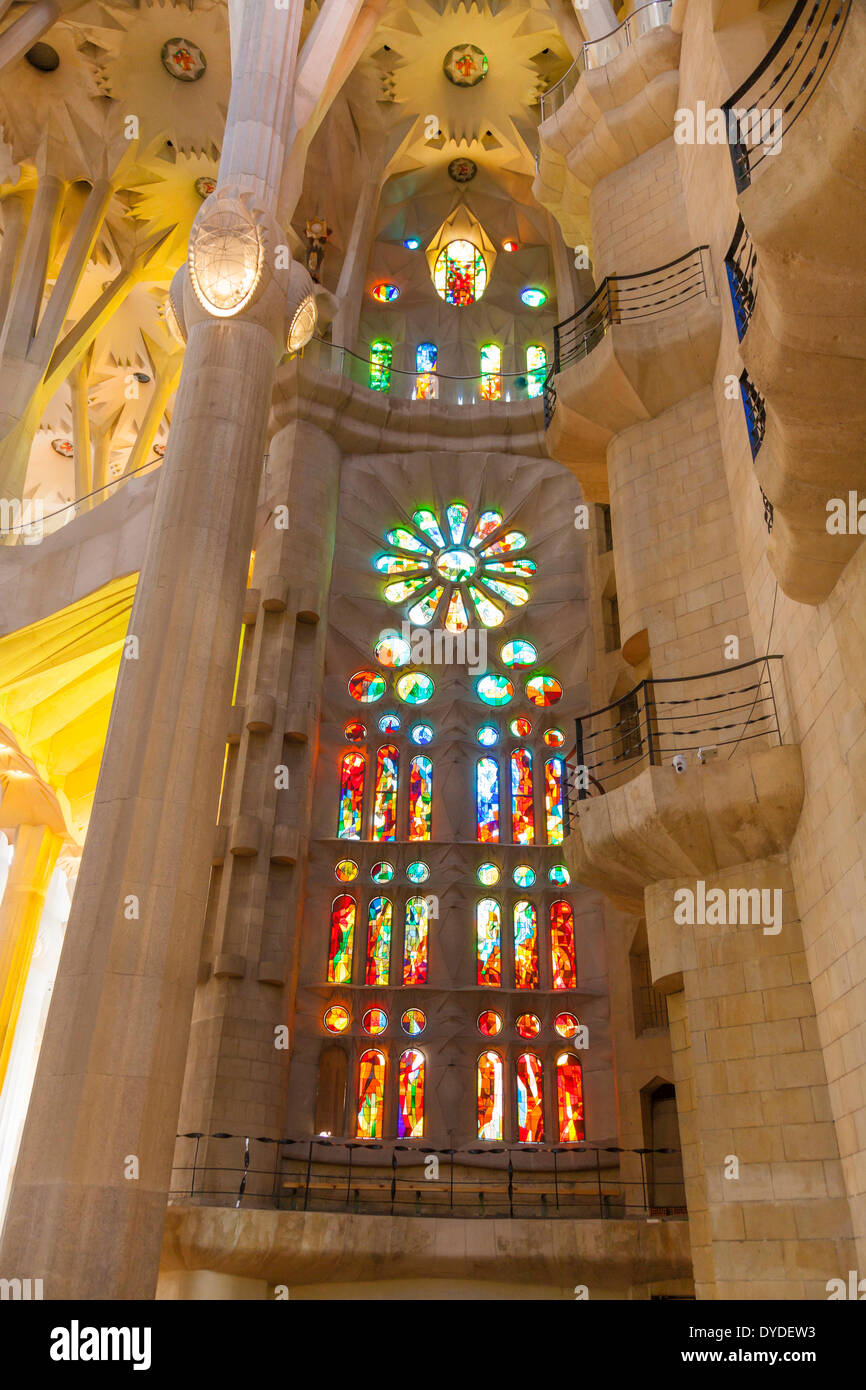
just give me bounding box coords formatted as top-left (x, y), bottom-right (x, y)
top-left (477, 1010), bottom-right (503, 1037)
top-left (344, 720), bottom-right (366, 743)
top-left (362, 1007), bottom-right (388, 1035)
top-left (396, 672), bottom-right (434, 704)
top-left (554, 1012), bottom-right (580, 1039)
top-left (410, 723), bottom-right (434, 745)
top-left (324, 1005), bottom-right (350, 1033)
top-left (372, 282), bottom-right (400, 302)
top-left (476, 674), bottom-right (514, 707)
top-left (477, 724), bottom-right (499, 747)
top-left (375, 634), bottom-right (411, 667)
top-left (401, 1008), bottom-right (427, 1036)
top-left (477, 862), bottom-right (500, 886)
top-left (543, 728), bottom-right (566, 748)
top-left (509, 718), bottom-right (532, 737)
top-left (516, 1013), bottom-right (541, 1039)
top-left (525, 675), bottom-right (562, 707)
top-left (406, 861), bottom-right (430, 883)
top-left (349, 670), bottom-right (386, 703)
top-left (436, 548), bottom-right (478, 583)
top-left (371, 861), bottom-right (395, 884)
top-left (549, 863), bottom-right (571, 886)
top-left (501, 639), bottom-right (537, 667)
top-left (513, 864), bottom-right (536, 888)
top-left (335, 859), bottom-right (358, 883)
top-left (378, 713), bottom-right (401, 733)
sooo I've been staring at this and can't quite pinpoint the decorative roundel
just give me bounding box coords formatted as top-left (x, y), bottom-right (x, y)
top-left (371, 282), bottom-right (400, 302)
top-left (516, 1013), bottom-right (541, 1039)
top-left (477, 1009), bottom-right (503, 1037)
top-left (195, 175), bottom-right (217, 200)
top-left (476, 674), bottom-right (513, 707)
top-left (477, 862), bottom-right (500, 886)
top-left (371, 861), bottom-right (395, 884)
top-left (406, 861), bottom-right (430, 883)
top-left (477, 724), bottom-right (499, 747)
top-left (443, 43), bottom-right (488, 87)
top-left (525, 674), bottom-right (562, 707)
top-left (501, 639), bottom-right (537, 667)
top-left (448, 157), bottom-right (478, 182)
top-left (375, 633), bottom-right (412, 668)
top-left (554, 1012), bottom-right (580, 1039)
top-left (189, 202), bottom-right (264, 317)
top-left (410, 722), bottom-right (434, 746)
top-left (349, 671), bottom-right (386, 703)
top-left (334, 859), bottom-right (359, 883)
top-left (543, 728), bottom-right (566, 748)
top-left (162, 37), bottom-right (207, 82)
top-left (344, 720), bottom-right (366, 743)
top-left (287, 294), bottom-right (318, 352)
top-left (51, 438), bottom-right (74, 457)
top-left (324, 1005), bottom-right (350, 1033)
top-left (521, 287), bottom-right (547, 308)
top-left (513, 864), bottom-right (536, 888)
top-left (509, 717), bottom-right (532, 738)
top-left (362, 1007), bottom-right (388, 1035)
top-left (379, 713), bottom-right (401, 733)
top-left (401, 1008), bottom-right (427, 1036)
top-left (548, 864), bottom-right (571, 886)
top-left (396, 672), bottom-right (434, 704)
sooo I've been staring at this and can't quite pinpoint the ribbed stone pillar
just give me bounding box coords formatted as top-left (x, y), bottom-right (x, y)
top-left (0, 824), bottom-right (62, 1091)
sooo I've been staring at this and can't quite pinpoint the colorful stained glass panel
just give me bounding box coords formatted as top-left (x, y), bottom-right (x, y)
top-left (401, 1008), bottom-right (427, 1036)
top-left (476, 674), bottom-right (513, 706)
top-left (365, 897), bottom-right (392, 986)
top-left (372, 744), bottom-right (398, 842)
top-left (517, 1052), bottom-right (544, 1142)
top-left (476, 898), bottom-right (501, 986)
top-left (511, 749), bottom-right (534, 845)
top-left (348, 671), bottom-right (385, 703)
top-left (338, 752), bottom-right (364, 839)
top-left (557, 1053), bottom-right (584, 1141)
top-left (477, 1051), bottom-right (503, 1139)
top-left (362, 1006), bottom-right (388, 1034)
top-left (398, 1049), bottom-right (425, 1137)
top-left (477, 1010), bottom-right (502, 1037)
top-left (357, 1049), bottom-right (385, 1137)
top-left (526, 674), bottom-right (563, 706)
top-left (396, 672), bottom-right (434, 704)
top-left (335, 859), bottom-right (358, 883)
top-left (513, 899), bottom-right (539, 988)
top-left (550, 900), bottom-right (577, 990)
top-left (501, 639), bottom-right (537, 667)
top-left (328, 895), bottom-right (355, 983)
top-left (403, 896), bottom-right (429, 984)
top-left (545, 756), bottom-right (565, 846)
top-left (408, 755), bottom-right (432, 840)
top-left (323, 1005), bottom-right (349, 1033)
top-left (476, 757), bottom-right (500, 842)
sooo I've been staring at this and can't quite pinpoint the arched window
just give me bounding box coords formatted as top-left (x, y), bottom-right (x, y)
top-left (403, 895), bottom-right (429, 984)
top-left (476, 897), bottom-right (501, 986)
top-left (337, 751), bottom-right (365, 840)
top-left (372, 744), bottom-right (399, 841)
top-left (511, 748), bottom-right (534, 844)
top-left (398, 1049), bottom-right (425, 1137)
top-left (513, 899), bottom-right (538, 988)
top-left (526, 344), bottom-right (547, 399)
top-left (556, 1052), bottom-right (584, 1141)
top-left (476, 756), bottom-right (500, 841)
top-left (480, 343), bottom-right (501, 401)
top-left (357, 1048), bottom-right (386, 1138)
top-left (550, 900), bottom-right (576, 989)
top-left (370, 339), bottom-right (392, 392)
top-left (544, 756), bottom-right (564, 845)
top-left (365, 895), bottom-right (392, 985)
top-left (416, 342), bottom-right (439, 400)
top-left (477, 1050), bottom-right (504, 1139)
top-left (408, 755), bottom-right (432, 840)
top-left (328, 895), bottom-right (355, 983)
top-left (434, 241), bottom-right (488, 305)
top-left (516, 1052), bottom-right (544, 1142)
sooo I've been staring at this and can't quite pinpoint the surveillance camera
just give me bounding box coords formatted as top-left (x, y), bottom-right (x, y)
top-left (672, 754), bottom-right (687, 774)
top-left (698, 746), bottom-right (718, 764)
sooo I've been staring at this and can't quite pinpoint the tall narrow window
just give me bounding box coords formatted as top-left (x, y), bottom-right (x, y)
top-left (357, 1048), bottom-right (386, 1138)
top-left (550, 900), bottom-right (576, 989)
top-left (416, 342), bottom-right (438, 400)
top-left (408, 755), bottom-right (432, 840)
top-left (477, 1050), bottom-right (504, 1139)
top-left (398, 1049), bottom-right (425, 1137)
top-left (476, 898), bottom-right (502, 986)
top-left (403, 895), bottom-right (429, 984)
top-left (476, 757), bottom-right (499, 842)
top-left (328, 894), bottom-right (355, 983)
top-left (338, 751), bottom-right (365, 840)
top-left (526, 344), bottom-right (547, 398)
top-left (544, 757), bottom-right (565, 845)
top-left (370, 339), bottom-right (392, 391)
top-left (511, 749), bottom-right (534, 845)
top-left (516, 1053), bottom-right (544, 1142)
top-left (556, 1052), bottom-right (584, 1141)
top-left (513, 899), bottom-right (538, 988)
top-left (373, 744), bottom-right (399, 841)
top-left (480, 342), bottom-right (501, 401)
top-left (365, 896), bottom-right (392, 985)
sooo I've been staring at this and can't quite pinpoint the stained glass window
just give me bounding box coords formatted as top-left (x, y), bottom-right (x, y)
top-left (334, 859), bottom-right (358, 882)
top-left (401, 1008), bottom-right (426, 1035)
top-left (550, 900), bottom-right (577, 990)
top-left (408, 755), bottom-right (432, 840)
top-left (525, 674), bottom-right (562, 706)
top-left (369, 339), bottom-right (392, 391)
top-left (501, 639), bottom-right (537, 667)
top-left (477, 862), bottom-right (500, 886)
top-left (477, 1010), bottom-right (502, 1037)
top-left (371, 861), bottom-right (394, 884)
top-left (338, 752), bottom-right (365, 839)
top-left (375, 634), bottom-right (411, 667)
top-left (469, 511), bottom-right (502, 548)
top-left (516, 1052), bottom-right (544, 1142)
top-left (379, 713), bottom-right (401, 733)
top-left (545, 756), bottom-right (565, 846)
top-left (477, 724), bottom-right (499, 747)
top-left (372, 283), bottom-right (400, 302)
top-left (344, 720), bottom-right (366, 742)
top-left (396, 672), bottom-right (434, 704)
top-left (476, 757), bottom-right (500, 842)
top-left (526, 345), bottom-right (547, 398)
top-left (513, 864), bottom-right (535, 887)
top-left (372, 744), bottom-right (399, 842)
top-left (362, 1006), bottom-right (388, 1034)
top-left (513, 899), bottom-right (539, 988)
top-left (555, 1012), bottom-right (580, 1039)
top-left (434, 240), bottom-right (488, 306)
top-left (403, 895), bottom-right (429, 984)
top-left (328, 894), bottom-right (355, 983)
top-left (516, 1013), bottom-right (540, 1038)
top-left (357, 1048), bottom-right (385, 1138)
top-left (511, 749), bottom-right (534, 845)
top-left (349, 671), bottom-right (386, 702)
top-left (416, 342), bottom-right (438, 400)
top-left (477, 1050), bottom-right (504, 1139)
top-left (398, 1049), bottom-right (425, 1137)
top-left (410, 722), bottom-right (434, 745)
top-left (476, 674), bottom-right (513, 706)
top-left (543, 728), bottom-right (565, 748)
top-left (510, 718), bottom-right (531, 737)
top-left (324, 1005), bottom-right (349, 1033)
top-left (556, 1052), bottom-right (584, 1141)
top-left (365, 896), bottom-right (392, 986)
top-left (480, 342), bottom-right (501, 401)
top-left (406, 861), bottom-right (429, 883)
top-left (549, 863), bottom-right (570, 885)
top-left (476, 898), bottom-right (501, 986)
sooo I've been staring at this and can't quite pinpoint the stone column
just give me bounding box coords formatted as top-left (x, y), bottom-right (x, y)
top-left (0, 824), bottom-right (62, 1091)
top-left (331, 170), bottom-right (383, 354)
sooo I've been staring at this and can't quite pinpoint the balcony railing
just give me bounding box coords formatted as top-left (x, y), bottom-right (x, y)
top-left (300, 338), bottom-right (548, 407)
top-left (566, 656), bottom-right (784, 807)
top-left (540, 1), bottom-right (674, 122)
top-left (722, 0), bottom-right (853, 193)
top-left (739, 369), bottom-right (766, 459)
top-left (724, 216), bottom-right (758, 342)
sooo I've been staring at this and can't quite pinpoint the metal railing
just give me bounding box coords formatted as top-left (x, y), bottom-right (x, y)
top-left (739, 370), bottom-right (766, 459)
top-left (542, 367), bottom-right (557, 427)
top-left (552, 248), bottom-right (710, 378)
top-left (724, 216), bottom-right (758, 342)
top-left (540, 1), bottom-right (674, 121)
top-left (566, 656), bottom-right (784, 805)
top-left (170, 1132), bottom-right (687, 1220)
top-left (722, 0), bottom-right (852, 193)
top-left (300, 338), bottom-right (548, 407)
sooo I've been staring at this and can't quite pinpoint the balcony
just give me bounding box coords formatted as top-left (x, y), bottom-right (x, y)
top-left (541, 1), bottom-right (675, 122)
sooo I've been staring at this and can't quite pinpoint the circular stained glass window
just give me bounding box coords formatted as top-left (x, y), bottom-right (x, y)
top-left (501, 639), bottom-right (537, 667)
top-left (477, 862), bottom-right (500, 887)
top-left (516, 1013), bottom-right (541, 1039)
top-left (344, 720), bottom-right (366, 743)
top-left (401, 1008), bottom-right (427, 1036)
top-left (543, 728), bottom-right (566, 748)
top-left (406, 861), bottom-right (430, 883)
top-left (349, 670), bottom-right (386, 703)
top-left (335, 859), bottom-right (358, 883)
top-left (554, 1012), bottom-right (580, 1039)
top-left (513, 864), bottom-right (536, 888)
top-left (525, 674), bottom-right (562, 707)
top-left (509, 717), bottom-right (532, 737)
top-left (362, 1007), bottom-right (388, 1035)
top-left (379, 713), bottom-right (401, 733)
top-left (476, 674), bottom-right (513, 707)
top-left (371, 861), bottom-right (394, 884)
top-left (410, 723), bottom-right (434, 746)
top-left (549, 864), bottom-right (571, 886)
top-left (324, 1005), bottom-right (349, 1033)
top-left (436, 548), bottom-right (478, 583)
top-left (477, 724), bottom-right (499, 747)
top-left (477, 1009), bottom-right (503, 1037)
top-left (520, 287), bottom-right (547, 308)
top-left (396, 672), bottom-right (434, 704)
top-left (371, 282), bottom-right (400, 302)
top-left (375, 633), bottom-right (411, 667)
top-left (433, 240), bottom-right (488, 307)
top-left (443, 43), bottom-right (488, 86)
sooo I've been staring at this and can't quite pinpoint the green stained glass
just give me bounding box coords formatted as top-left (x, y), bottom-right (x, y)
top-left (375, 554), bottom-right (427, 575)
top-left (386, 528), bottom-right (432, 554)
top-left (501, 639), bottom-right (537, 667)
top-left (406, 861), bottom-right (430, 884)
top-left (447, 502), bottom-right (469, 544)
top-left (468, 585), bottom-right (503, 627)
top-left (384, 578), bottom-right (427, 603)
top-left (436, 548), bottom-right (477, 583)
top-left (413, 509), bottom-right (446, 548)
top-left (513, 864), bottom-right (536, 887)
top-left (549, 863), bottom-right (571, 886)
top-left (485, 558), bottom-right (537, 578)
top-left (371, 861), bottom-right (395, 883)
top-left (408, 586), bottom-right (444, 625)
top-left (396, 672), bottom-right (434, 704)
top-left (476, 673), bottom-right (514, 707)
top-left (483, 576), bottom-right (529, 606)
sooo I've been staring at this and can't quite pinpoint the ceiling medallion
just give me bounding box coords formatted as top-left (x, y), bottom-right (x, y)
top-left (194, 176), bottom-right (217, 200)
top-left (51, 438), bottom-right (73, 458)
top-left (448, 157), bottom-right (477, 184)
top-left (161, 38), bottom-right (207, 83)
top-left (443, 44), bottom-right (488, 88)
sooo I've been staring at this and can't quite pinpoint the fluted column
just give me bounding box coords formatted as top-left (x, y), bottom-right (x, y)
top-left (0, 824), bottom-right (62, 1091)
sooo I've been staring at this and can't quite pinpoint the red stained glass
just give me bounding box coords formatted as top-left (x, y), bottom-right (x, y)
top-left (477, 1050), bottom-right (503, 1140)
top-left (365, 896), bottom-right (392, 985)
top-left (550, 900), bottom-right (577, 989)
top-left (398, 1049), bottom-right (425, 1137)
top-left (403, 896), bottom-right (428, 984)
top-left (338, 751), bottom-right (365, 839)
top-left (525, 674), bottom-right (562, 707)
top-left (408, 754), bottom-right (432, 840)
top-left (372, 744), bottom-right (399, 842)
top-left (476, 898), bottom-right (501, 986)
top-left (328, 895), bottom-right (355, 983)
top-left (477, 1009), bottom-right (503, 1037)
top-left (344, 720), bottom-right (366, 742)
top-left (556, 1052), bottom-right (584, 1141)
top-left (544, 757), bottom-right (564, 845)
top-left (516, 1013), bottom-right (540, 1039)
top-left (516, 1052), bottom-right (544, 1142)
top-left (349, 670), bottom-right (386, 702)
top-left (357, 1048), bottom-right (385, 1138)
top-left (476, 757), bottom-right (499, 842)
top-left (511, 749), bottom-right (534, 845)
top-left (513, 900), bottom-right (538, 988)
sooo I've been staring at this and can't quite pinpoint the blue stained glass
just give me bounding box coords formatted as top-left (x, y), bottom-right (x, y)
top-left (476, 756), bottom-right (500, 843)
